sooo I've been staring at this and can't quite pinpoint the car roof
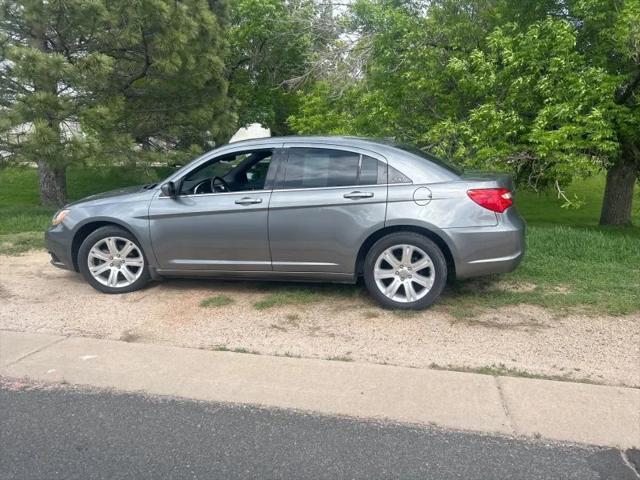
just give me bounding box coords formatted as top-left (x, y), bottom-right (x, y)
top-left (224, 135), bottom-right (398, 151)
top-left (168, 135), bottom-right (460, 184)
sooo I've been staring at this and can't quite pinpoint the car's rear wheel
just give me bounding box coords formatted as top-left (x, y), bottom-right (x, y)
top-left (78, 226), bottom-right (150, 294)
top-left (363, 232), bottom-right (447, 310)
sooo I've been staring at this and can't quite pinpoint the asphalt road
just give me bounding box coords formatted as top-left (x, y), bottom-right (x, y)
top-left (0, 384), bottom-right (637, 480)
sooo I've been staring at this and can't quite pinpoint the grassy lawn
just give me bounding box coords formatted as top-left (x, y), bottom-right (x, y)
top-left (1, 166), bottom-right (638, 315)
top-left (0, 165), bottom-right (171, 253)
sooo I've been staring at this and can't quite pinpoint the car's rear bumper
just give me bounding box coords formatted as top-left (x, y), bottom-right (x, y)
top-left (446, 208), bottom-right (526, 279)
top-left (45, 225), bottom-right (75, 271)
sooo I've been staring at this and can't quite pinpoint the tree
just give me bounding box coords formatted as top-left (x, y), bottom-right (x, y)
top-left (227, 0), bottom-right (340, 135)
top-left (0, 0), bottom-right (232, 207)
top-left (290, 0), bottom-right (640, 225)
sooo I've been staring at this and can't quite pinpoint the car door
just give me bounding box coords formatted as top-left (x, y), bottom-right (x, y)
top-left (268, 144), bottom-right (388, 274)
top-left (148, 146), bottom-right (281, 272)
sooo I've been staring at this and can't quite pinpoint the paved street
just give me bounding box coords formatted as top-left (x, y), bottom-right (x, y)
top-left (1, 385), bottom-right (637, 480)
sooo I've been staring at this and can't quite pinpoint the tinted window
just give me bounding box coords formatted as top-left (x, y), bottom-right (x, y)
top-left (282, 148), bottom-right (390, 189)
top-left (394, 144), bottom-right (462, 175)
top-left (388, 165), bottom-right (412, 184)
top-left (359, 155), bottom-right (379, 185)
top-left (284, 148), bottom-right (360, 189)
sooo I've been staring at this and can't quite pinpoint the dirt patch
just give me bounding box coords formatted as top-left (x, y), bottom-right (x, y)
top-left (1, 251), bottom-right (639, 387)
top-left (461, 278), bottom-right (538, 293)
top-left (0, 284), bottom-right (13, 299)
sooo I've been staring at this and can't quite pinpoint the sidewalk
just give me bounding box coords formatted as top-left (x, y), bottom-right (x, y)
top-left (1, 329), bottom-right (638, 449)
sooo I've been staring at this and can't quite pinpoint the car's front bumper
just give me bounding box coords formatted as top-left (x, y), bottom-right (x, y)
top-left (45, 224), bottom-right (75, 271)
top-left (446, 208), bottom-right (526, 279)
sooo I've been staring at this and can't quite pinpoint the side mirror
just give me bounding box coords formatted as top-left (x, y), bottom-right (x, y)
top-left (160, 181), bottom-right (178, 198)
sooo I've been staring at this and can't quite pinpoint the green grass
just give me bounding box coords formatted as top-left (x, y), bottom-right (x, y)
top-left (428, 362), bottom-right (601, 385)
top-left (253, 288), bottom-right (324, 310)
top-left (516, 175), bottom-right (640, 226)
top-left (200, 295), bottom-right (235, 308)
top-left (0, 231), bottom-right (44, 255)
top-left (0, 165), bottom-right (172, 235)
top-left (252, 283), bottom-right (363, 310)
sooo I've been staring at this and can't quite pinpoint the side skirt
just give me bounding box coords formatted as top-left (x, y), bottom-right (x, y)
top-left (153, 269), bottom-right (357, 284)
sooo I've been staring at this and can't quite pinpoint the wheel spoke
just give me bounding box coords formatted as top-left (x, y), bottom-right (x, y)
top-left (412, 273), bottom-right (433, 289)
top-left (404, 280), bottom-right (418, 302)
top-left (125, 258), bottom-right (144, 267)
top-left (107, 268), bottom-right (119, 287)
top-left (374, 269), bottom-right (396, 280)
top-left (401, 245), bottom-right (413, 266)
top-left (385, 278), bottom-right (402, 298)
top-left (411, 256), bottom-right (432, 271)
top-left (105, 237), bottom-right (118, 255)
top-left (120, 266), bottom-right (136, 283)
top-left (119, 241), bottom-right (136, 257)
top-left (89, 248), bottom-right (110, 262)
top-left (90, 262), bottom-right (111, 275)
top-left (382, 250), bottom-right (400, 268)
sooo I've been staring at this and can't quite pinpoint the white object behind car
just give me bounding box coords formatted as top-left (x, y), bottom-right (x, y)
top-left (229, 123), bottom-right (271, 143)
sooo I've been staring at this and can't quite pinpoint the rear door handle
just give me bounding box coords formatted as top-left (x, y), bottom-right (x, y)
top-left (344, 191), bottom-right (374, 199)
top-left (235, 197), bottom-right (263, 206)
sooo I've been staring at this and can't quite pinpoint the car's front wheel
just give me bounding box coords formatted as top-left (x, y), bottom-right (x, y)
top-left (78, 226), bottom-right (150, 294)
top-left (363, 232), bottom-right (447, 310)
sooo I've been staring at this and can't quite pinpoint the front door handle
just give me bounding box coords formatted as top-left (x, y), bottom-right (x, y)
top-left (344, 191), bottom-right (374, 199)
top-left (235, 197), bottom-right (263, 206)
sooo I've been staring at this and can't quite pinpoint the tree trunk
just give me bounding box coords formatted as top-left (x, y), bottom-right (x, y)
top-left (38, 160), bottom-right (67, 207)
top-left (599, 148), bottom-right (638, 226)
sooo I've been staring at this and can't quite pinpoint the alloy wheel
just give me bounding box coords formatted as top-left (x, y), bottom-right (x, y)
top-left (373, 244), bottom-right (435, 303)
top-left (87, 236), bottom-right (144, 288)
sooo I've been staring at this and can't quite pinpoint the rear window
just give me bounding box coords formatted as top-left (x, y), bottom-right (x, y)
top-left (394, 144), bottom-right (463, 176)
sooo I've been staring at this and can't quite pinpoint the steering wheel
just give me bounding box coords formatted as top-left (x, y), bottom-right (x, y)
top-left (192, 176), bottom-right (231, 195)
top-left (211, 176), bottom-right (231, 193)
top-left (192, 178), bottom-right (212, 194)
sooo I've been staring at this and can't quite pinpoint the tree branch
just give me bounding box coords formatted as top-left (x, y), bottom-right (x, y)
top-left (615, 66), bottom-right (640, 105)
top-left (122, 30), bottom-right (152, 92)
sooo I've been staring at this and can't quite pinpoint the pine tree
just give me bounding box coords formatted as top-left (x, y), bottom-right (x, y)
top-left (0, 0), bottom-right (232, 206)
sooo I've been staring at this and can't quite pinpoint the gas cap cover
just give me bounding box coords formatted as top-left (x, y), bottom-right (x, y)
top-left (413, 187), bottom-right (433, 206)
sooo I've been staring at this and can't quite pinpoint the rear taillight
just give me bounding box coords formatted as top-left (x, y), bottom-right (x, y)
top-left (467, 188), bottom-right (513, 213)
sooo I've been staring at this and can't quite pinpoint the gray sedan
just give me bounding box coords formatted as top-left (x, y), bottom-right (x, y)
top-left (46, 136), bottom-right (525, 309)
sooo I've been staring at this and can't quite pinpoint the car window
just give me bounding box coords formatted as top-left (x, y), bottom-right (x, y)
top-left (180, 149), bottom-right (273, 195)
top-left (388, 165), bottom-right (412, 184)
top-left (359, 155), bottom-right (380, 185)
top-left (283, 148), bottom-right (386, 189)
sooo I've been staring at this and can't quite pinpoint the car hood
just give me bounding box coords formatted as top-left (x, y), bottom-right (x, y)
top-left (67, 184), bottom-right (157, 208)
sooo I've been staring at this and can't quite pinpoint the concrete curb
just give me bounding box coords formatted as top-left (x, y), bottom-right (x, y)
top-left (1, 330), bottom-right (638, 448)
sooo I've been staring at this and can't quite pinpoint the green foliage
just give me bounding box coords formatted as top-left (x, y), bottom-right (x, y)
top-left (290, 0), bottom-right (639, 216)
top-left (436, 18), bottom-right (627, 188)
top-left (1, 0), bottom-right (232, 204)
top-left (227, 0), bottom-right (331, 135)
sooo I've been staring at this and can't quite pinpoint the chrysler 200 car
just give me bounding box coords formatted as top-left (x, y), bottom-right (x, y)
top-left (46, 136), bottom-right (525, 309)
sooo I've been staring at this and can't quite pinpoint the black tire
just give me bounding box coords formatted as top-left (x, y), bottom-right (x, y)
top-left (78, 226), bottom-right (150, 294)
top-left (363, 232), bottom-right (447, 310)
